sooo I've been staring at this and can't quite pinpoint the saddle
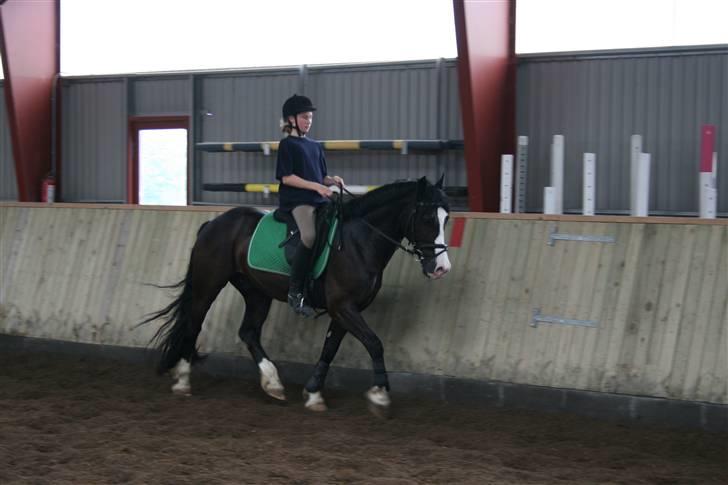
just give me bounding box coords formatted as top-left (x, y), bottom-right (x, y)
top-left (247, 201), bottom-right (341, 280)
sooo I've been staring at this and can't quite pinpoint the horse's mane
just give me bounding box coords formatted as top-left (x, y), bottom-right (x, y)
top-left (343, 180), bottom-right (417, 219)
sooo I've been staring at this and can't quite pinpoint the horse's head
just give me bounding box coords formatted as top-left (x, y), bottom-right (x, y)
top-left (407, 175), bottom-right (452, 279)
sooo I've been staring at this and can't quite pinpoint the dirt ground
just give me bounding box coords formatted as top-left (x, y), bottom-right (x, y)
top-left (0, 350), bottom-right (726, 485)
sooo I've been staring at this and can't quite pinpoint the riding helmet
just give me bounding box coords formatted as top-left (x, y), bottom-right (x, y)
top-left (282, 94), bottom-right (317, 119)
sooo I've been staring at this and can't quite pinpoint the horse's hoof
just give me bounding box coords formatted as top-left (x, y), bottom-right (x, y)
top-left (303, 390), bottom-right (328, 412)
top-left (172, 384), bottom-right (191, 396)
top-left (365, 386), bottom-right (391, 419)
top-left (367, 401), bottom-right (391, 419)
top-left (263, 386), bottom-right (286, 401)
top-left (259, 359), bottom-right (286, 401)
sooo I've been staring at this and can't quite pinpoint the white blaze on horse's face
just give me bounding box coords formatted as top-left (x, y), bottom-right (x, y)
top-left (429, 207), bottom-right (451, 279)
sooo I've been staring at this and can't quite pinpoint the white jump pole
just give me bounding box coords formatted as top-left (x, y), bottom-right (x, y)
top-left (544, 187), bottom-right (556, 215)
top-left (634, 153), bottom-right (651, 217)
top-left (583, 153), bottom-right (596, 216)
top-left (630, 135), bottom-right (643, 216)
top-left (699, 125), bottom-right (717, 219)
top-left (500, 154), bottom-right (513, 213)
top-left (551, 135), bottom-right (564, 214)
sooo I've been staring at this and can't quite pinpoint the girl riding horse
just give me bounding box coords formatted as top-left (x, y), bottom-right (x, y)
top-left (141, 150), bottom-right (451, 416)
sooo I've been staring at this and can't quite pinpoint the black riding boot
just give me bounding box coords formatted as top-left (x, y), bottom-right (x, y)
top-left (288, 245), bottom-right (315, 317)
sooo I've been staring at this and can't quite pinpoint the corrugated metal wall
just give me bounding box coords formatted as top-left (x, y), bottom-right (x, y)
top-left (60, 60), bottom-right (465, 206)
top-left (197, 69), bottom-right (299, 206)
top-left (58, 49), bottom-right (727, 214)
top-left (132, 76), bottom-right (191, 115)
top-left (517, 47), bottom-right (728, 215)
top-left (195, 60), bottom-right (464, 206)
top-left (2, 205), bottom-right (726, 404)
top-left (0, 82), bottom-right (18, 200)
top-left (62, 79), bottom-right (127, 202)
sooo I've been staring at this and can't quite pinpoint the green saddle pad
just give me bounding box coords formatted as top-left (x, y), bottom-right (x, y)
top-left (247, 211), bottom-right (338, 279)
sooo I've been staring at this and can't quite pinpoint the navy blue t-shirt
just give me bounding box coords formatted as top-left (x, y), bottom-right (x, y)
top-left (275, 136), bottom-right (329, 210)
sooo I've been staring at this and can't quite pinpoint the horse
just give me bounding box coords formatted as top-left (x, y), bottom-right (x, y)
top-left (140, 176), bottom-right (452, 415)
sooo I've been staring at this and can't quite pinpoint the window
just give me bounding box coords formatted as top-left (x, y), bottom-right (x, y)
top-left (517, 0), bottom-right (728, 54)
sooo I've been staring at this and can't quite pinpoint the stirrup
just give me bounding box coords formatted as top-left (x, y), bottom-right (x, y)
top-left (287, 292), bottom-right (314, 318)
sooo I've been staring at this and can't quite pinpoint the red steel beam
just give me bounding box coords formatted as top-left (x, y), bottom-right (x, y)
top-left (454, 0), bottom-right (516, 212)
top-left (0, 0), bottom-right (59, 201)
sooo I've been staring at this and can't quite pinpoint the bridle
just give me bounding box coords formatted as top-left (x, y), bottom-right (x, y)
top-left (340, 187), bottom-right (449, 266)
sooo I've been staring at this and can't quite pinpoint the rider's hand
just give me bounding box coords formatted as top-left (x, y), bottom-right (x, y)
top-left (316, 184), bottom-right (334, 198)
top-left (331, 175), bottom-right (345, 188)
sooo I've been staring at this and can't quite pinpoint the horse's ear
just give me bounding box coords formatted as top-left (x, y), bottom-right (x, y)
top-left (435, 173), bottom-right (444, 189)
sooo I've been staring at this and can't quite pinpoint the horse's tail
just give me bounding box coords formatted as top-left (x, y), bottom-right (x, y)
top-left (137, 266), bottom-right (205, 375)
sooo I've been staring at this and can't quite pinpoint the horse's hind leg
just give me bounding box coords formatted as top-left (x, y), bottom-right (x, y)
top-left (229, 276), bottom-right (283, 400)
top-left (303, 319), bottom-right (347, 412)
top-left (169, 284), bottom-right (225, 395)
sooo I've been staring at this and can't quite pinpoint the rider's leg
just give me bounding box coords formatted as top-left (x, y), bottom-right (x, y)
top-left (288, 205), bottom-right (316, 316)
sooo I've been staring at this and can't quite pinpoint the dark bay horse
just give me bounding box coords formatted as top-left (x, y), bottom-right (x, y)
top-left (141, 176), bottom-right (451, 414)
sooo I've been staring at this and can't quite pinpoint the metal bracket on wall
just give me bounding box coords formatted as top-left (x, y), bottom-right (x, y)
top-left (531, 308), bottom-right (598, 328)
top-left (548, 224), bottom-right (616, 246)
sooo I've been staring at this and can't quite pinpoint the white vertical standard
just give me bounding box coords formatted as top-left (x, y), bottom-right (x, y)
top-left (630, 135), bottom-right (643, 216)
top-left (699, 126), bottom-right (717, 219)
top-left (699, 151), bottom-right (718, 219)
top-left (500, 154), bottom-right (513, 213)
top-left (543, 187), bottom-right (556, 214)
top-left (551, 135), bottom-right (564, 214)
top-left (515, 136), bottom-right (529, 213)
top-left (634, 153), bottom-right (651, 217)
top-left (712, 152), bottom-right (718, 186)
top-left (583, 153), bottom-right (596, 216)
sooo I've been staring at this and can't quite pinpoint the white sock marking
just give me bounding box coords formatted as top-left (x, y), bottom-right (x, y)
top-left (171, 359), bottom-right (191, 394)
top-left (366, 386), bottom-right (391, 407)
top-left (304, 390), bottom-right (325, 408)
top-left (258, 358), bottom-right (284, 393)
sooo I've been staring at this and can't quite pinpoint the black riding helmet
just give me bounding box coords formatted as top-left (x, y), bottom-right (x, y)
top-left (282, 94), bottom-right (316, 119)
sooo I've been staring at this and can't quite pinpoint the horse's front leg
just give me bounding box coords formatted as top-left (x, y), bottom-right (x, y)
top-left (303, 319), bottom-right (347, 411)
top-left (331, 304), bottom-right (391, 418)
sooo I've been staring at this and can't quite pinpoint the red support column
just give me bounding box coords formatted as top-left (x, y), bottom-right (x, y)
top-left (453, 0), bottom-right (516, 212)
top-left (0, 0), bottom-right (60, 201)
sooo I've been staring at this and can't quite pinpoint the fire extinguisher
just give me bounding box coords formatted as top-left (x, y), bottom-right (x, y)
top-left (41, 173), bottom-right (56, 203)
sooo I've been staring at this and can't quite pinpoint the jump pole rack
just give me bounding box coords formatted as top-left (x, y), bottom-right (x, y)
top-left (196, 139), bottom-right (465, 155)
top-left (197, 138), bottom-right (467, 198)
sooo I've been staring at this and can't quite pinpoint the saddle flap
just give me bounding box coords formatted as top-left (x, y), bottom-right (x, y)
top-left (247, 210), bottom-right (339, 281)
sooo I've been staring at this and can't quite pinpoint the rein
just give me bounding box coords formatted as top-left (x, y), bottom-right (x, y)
top-left (340, 186), bottom-right (448, 264)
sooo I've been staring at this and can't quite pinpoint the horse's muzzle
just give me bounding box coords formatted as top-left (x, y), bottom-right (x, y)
top-left (422, 254), bottom-right (451, 279)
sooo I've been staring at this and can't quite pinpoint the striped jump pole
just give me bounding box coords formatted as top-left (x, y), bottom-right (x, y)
top-left (196, 139), bottom-right (464, 154)
top-left (202, 183), bottom-right (375, 195)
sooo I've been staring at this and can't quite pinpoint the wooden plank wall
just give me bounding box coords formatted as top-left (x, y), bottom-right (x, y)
top-left (1, 204), bottom-right (726, 404)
